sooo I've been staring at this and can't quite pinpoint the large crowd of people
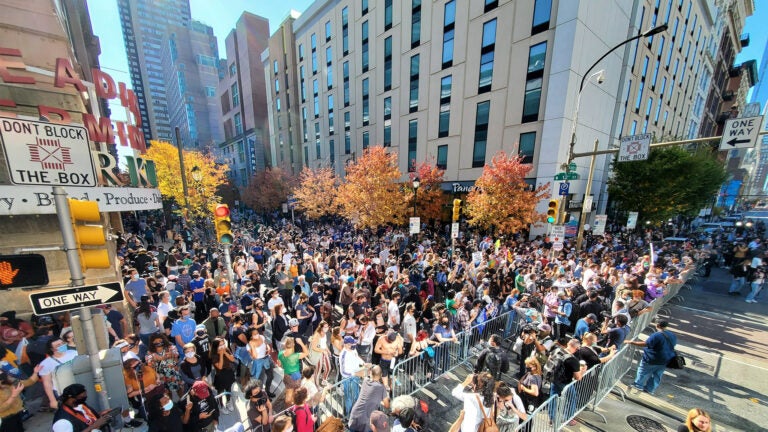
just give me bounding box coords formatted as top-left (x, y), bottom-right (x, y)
top-left (0, 210), bottom-right (739, 432)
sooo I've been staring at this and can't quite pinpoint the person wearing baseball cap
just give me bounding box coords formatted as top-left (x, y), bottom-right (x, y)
top-left (573, 313), bottom-right (598, 340)
top-left (52, 383), bottom-right (116, 431)
top-left (627, 320), bottom-right (677, 395)
top-left (340, 335), bottom-right (366, 415)
top-left (182, 379), bottom-right (219, 431)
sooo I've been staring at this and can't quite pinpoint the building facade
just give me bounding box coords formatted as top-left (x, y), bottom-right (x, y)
top-left (161, 20), bottom-right (224, 149)
top-left (118, 0), bottom-right (191, 144)
top-left (263, 11), bottom-right (303, 176)
top-left (216, 12), bottom-right (270, 187)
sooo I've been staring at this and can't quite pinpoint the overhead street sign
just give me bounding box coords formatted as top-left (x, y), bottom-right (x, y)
top-left (719, 116), bottom-right (763, 150)
top-left (0, 117), bottom-right (97, 187)
top-left (0, 254), bottom-right (48, 289)
top-left (618, 133), bottom-right (651, 162)
top-left (29, 282), bottom-right (124, 315)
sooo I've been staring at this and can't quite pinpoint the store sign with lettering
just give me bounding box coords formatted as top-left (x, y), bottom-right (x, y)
top-left (0, 185), bottom-right (163, 215)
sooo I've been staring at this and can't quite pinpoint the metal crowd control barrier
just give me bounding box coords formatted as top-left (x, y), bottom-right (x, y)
top-left (513, 263), bottom-right (699, 431)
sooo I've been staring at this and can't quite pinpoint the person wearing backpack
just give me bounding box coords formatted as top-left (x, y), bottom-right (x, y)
top-left (474, 335), bottom-right (509, 381)
top-left (288, 387), bottom-right (316, 432)
top-left (547, 339), bottom-right (587, 427)
top-left (450, 372), bottom-right (496, 432)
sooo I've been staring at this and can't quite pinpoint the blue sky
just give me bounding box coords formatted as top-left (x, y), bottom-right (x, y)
top-left (88, 0), bottom-right (314, 117)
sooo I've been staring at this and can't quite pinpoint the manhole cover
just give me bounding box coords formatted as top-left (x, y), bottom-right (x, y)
top-left (626, 415), bottom-right (666, 432)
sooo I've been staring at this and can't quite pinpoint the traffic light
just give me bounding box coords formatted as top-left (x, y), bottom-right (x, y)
top-left (68, 199), bottom-right (110, 271)
top-left (452, 199), bottom-right (461, 222)
top-left (546, 199), bottom-right (559, 224)
top-left (214, 204), bottom-right (234, 244)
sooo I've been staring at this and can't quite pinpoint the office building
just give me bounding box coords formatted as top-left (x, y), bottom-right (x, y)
top-left (118, 0), bottom-right (191, 143)
top-left (161, 20), bottom-right (225, 149)
top-left (217, 12), bottom-right (270, 187)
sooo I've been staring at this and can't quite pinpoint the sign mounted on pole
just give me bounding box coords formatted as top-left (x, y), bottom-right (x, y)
top-left (409, 217), bottom-right (420, 234)
top-left (626, 211), bottom-right (639, 229)
top-left (592, 215), bottom-right (607, 236)
top-left (558, 182), bottom-right (570, 196)
top-left (618, 133), bottom-right (652, 162)
top-left (451, 222), bottom-right (459, 239)
top-left (28, 282), bottom-right (124, 315)
top-left (719, 116), bottom-right (762, 150)
top-left (0, 117), bottom-right (96, 187)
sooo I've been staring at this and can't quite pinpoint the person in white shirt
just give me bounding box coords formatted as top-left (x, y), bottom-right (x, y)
top-left (340, 336), bottom-right (367, 415)
top-left (451, 372), bottom-right (495, 432)
top-left (39, 338), bottom-right (78, 410)
top-left (388, 292), bottom-right (401, 330)
top-left (157, 291), bottom-right (173, 325)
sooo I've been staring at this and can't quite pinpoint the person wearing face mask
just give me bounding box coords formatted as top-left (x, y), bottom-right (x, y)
top-left (0, 363), bottom-right (41, 432)
top-left (171, 306), bottom-right (197, 354)
top-left (191, 326), bottom-right (212, 373)
top-left (182, 380), bottom-right (219, 432)
top-left (124, 268), bottom-right (149, 310)
top-left (39, 338), bottom-right (78, 411)
top-left (432, 313), bottom-right (457, 378)
top-left (146, 391), bottom-right (183, 432)
top-left (51, 384), bottom-right (116, 432)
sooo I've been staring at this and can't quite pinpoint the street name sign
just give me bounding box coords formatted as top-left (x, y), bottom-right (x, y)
top-left (29, 282), bottom-right (124, 315)
top-left (0, 117), bottom-right (97, 187)
top-left (619, 133), bottom-right (651, 162)
top-left (719, 116), bottom-right (762, 150)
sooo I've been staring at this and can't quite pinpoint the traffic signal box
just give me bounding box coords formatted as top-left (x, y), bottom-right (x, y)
top-left (452, 199), bottom-right (461, 222)
top-left (214, 204), bottom-right (234, 244)
top-left (68, 199), bottom-right (110, 271)
top-left (546, 199), bottom-right (559, 224)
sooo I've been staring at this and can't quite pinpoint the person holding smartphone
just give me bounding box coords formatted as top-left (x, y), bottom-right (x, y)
top-left (0, 364), bottom-right (41, 432)
top-left (182, 380), bottom-right (219, 432)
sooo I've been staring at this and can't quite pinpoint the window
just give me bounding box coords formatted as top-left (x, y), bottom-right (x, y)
top-left (234, 113), bottom-right (242, 134)
top-left (344, 111), bottom-right (350, 130)
top-left (442, 1), bottom-right (456, 68)
top-left (439, 106), bottom-right (450, 138)
top-left (275, 79), bottom-right (280, 94)
top-left (362, 131), bottom-right (369, 149)
top-left (361, 21), bottom-right (369, 72)
top-left (313, 80), bottom-right (319, 117)
top-left (532, 0), bottom-right (551, 34)
top-left (300, 66), bottom-right (306, 101)
top-left (362, 78), bottom-right (369, 125)
top-left (298, 44), bottom-right (304, 61)
top-left (630, 120), bottom-right (637, 135)
top-left (479, 19), bottom-right (497, 93)
top-left (485, 0), bottom-right (498, 12)
top-left (384, 0), bottom-right (392, 30)
top-left (315, 122), bottom-right (321, 159)
top-left (329, 139), bottom-right (335, 165)
top-left (314, 99), bottom-right (320, 118)
top-left (384, 36), bottom-right (393, 91)
top-left (361, 0), bottom-right (368, 15)
top-left (440, 75), bottom-right (452, 104)
top-left (384, 97), bottom-right (391, 120)
top-left (325, 21), bottom-right (332, 41)
top-left (312, 52), bottom-right (318, 75)
top-left (326, 46), bottom-right (332, 66)
top-left (409, 54), bottom-right (420, 112)
top-left (276, 98), bottom-right (281, 112)
top-left (342, 7), bottom-right (349, 55)
top-left (343, 61), bottom-right (350, 106)
top-left (273, 60), bottom-right (279, 75)
top-left (408, 120), bottom-right (418, 171)
top-left (654, 100), bottom-right (662, 124)
top-left (635, 82), bottom-right (644, 112)
top-left (411, 0), bottom-right (421, 48)
top-left (473, 101), bottom-right (490, 167)
top-left (328, 94), bottom-right (334, 113)
top-left (657, 36), bottom-right (665, 58)
top-left (383, 121), bottom-right (392, 146)
top-left (522, 78), bottom-right (542, 122)
top-left (302, 107), bottom-right (308, 141)
top-left (327, 65), bottom-right (333, 89)
top-left (229, 63), bottom-right (236, 77)
top-left (519, 132), bottom-right (536, 164)
top-left (437, 145), bottom-right (448, 169)
top-left (345, 131), bottom-right (352, 153)
top-left (204, 86), bottom-right (215, 97)
top-left (304, 146), bottom-right (309, 165)
top-left (660, 76), bottom-right (667, 97)
top-left (528, 42), bottom-right (547, 76)
top-left (231, 83), bottom-right (239, 107)
top-left (641, 56), bottom-right (649, 78)
top-left (645, 97), bottom-right (653, 118)
top-left (311, 33), bottom-right (317, 51)
top-left (651, 62), bottom-right (659, 88)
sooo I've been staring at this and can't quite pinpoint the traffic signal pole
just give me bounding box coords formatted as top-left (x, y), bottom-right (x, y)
top-left (52, 187), bottom-right (111, 411)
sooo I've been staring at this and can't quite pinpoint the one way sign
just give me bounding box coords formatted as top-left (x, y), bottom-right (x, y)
top-left (29, 282), bottom-right (123, 315)
top-left (719, 116), bottom-right (763, 150)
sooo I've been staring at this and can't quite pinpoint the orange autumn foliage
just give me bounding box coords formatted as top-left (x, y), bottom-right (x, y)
top-left (408, 159), bottom-right (446, 222)
top-left (465, 151), bottom-right (550, 235)
top-left (293, 167), bottom-right (340, 219)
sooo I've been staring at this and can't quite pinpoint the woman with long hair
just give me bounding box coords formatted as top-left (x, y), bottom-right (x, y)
top-left (245, 380), bottom-right (272, 431)
top-left (450, 371), bottom-right (496, 432)
top-left (210, 337), bottom-right (236, 414)
top-left (134, 298), bottom-right (161, 347)
top-left (677, 408), bottom-right (712, 432)
top-left (145, 333), bottom-right (183, 399)
top-left (277, 337), bottom-right (309, 405)
top-left (308, 320), bottom-right (332, 386)
top-left (409, 329), bottom-right (437, 381)
top-left (495, 381), bottom-right (528, 429)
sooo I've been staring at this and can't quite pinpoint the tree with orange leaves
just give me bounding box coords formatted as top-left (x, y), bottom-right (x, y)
top-left (408, 159), bottom-right (446, 222)
top-left (293, 167), bottom-right (340, 219)
top-left (336, 146), bottom-right (409, 228)
top-left (465, 151), bottom-right (550, 235)
top-left (242, 167), bottom-right (294, 213)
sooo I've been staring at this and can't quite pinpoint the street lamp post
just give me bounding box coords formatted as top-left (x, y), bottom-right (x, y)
top-left (568, 24), bottom-right (668, 250)
top-left (412, 177), bottom-right (420, 217)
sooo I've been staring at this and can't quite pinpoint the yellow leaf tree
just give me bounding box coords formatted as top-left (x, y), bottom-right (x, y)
top-left (242, 167), bottom-right (293, 213)
top-left (337, 146), bottom-right (409, 228)
top-left (409, 159), bottom-right (446, 222)
top-left (293, 167), bottom-right (340, 219)
top-left (465, 151), bottom-right (550, 235)
top-left (145, 140), bottom-right (229, 219)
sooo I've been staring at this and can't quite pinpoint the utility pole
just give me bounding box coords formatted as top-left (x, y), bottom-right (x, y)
top-left (52, 187), bottom-right (111, 411)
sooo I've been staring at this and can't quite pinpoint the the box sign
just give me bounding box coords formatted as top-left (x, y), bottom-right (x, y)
top-left (1, 118), bottom-right (96, 187)
top-left (0, 185), bottom-right (162, 215)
